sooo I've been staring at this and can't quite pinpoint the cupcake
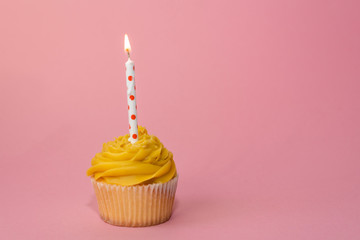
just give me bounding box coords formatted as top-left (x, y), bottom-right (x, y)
top-left (86, 126), bottom-right (178, 227)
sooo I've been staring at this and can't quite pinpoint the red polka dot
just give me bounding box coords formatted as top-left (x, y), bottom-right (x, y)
top-left (129, 95), bottom-right (135, 100)
top-left (132, 134), bottom-right (137, 139)
top-left (128, 76), bottom-right (133, 81)
top-left (128, 105), bottom-right (129, 110)
top-left (131, 114), bottom-right (136, 120)
top-left (129, 124), bottom-right (131, 129)
top-left (134, 86), bottom-right (136, 90)
top-left (133, 66), bottom-right (135, 70)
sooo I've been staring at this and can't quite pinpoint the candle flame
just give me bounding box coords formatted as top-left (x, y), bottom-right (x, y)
top-left (124, 34), bottom-right (131, 53)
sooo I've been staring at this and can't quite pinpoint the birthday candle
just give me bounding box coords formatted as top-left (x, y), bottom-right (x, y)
top-left (124, 34), bottom-right (138, 143)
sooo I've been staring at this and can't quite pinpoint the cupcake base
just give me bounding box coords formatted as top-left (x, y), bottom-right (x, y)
top-left (91, 176), bottom-right (178, 227)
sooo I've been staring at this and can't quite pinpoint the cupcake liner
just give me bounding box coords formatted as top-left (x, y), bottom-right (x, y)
top-left (91, 176), bottom-right (178, 227)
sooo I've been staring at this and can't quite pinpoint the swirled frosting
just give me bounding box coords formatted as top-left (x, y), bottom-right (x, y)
top-left (86, 126), bottom-right (177, 186)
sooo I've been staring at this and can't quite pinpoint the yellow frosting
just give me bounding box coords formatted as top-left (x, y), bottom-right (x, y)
top-left (86, 126), bottom-right (177, 186)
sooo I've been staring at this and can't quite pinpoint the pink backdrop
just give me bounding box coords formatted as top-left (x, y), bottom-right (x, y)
top-left (1, 0), bottom-right (360, 239)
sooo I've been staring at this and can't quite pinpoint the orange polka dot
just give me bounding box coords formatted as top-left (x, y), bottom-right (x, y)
top-left (129, 124), bottom-right (131, 129)
top-left (131, 114), bottom-right (136, 120)
top-left (130, 95), bottom-right (135, 100)
top-left (132, 134), bottom-right (137, 139)
top-left (128, 105), bottom-right (129, 110)
top-left (128, 76), bottom-right (133, 81)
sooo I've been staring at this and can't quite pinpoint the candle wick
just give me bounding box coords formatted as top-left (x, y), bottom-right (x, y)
top-left (127, 50), bottom-right (131, 60)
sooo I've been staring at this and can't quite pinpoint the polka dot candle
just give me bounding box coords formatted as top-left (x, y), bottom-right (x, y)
top-left (124, 34), bottom-right (138, 143)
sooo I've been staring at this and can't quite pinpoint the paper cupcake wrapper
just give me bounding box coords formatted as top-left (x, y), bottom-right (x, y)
top-left (91, 176), bottom-right (178, 227)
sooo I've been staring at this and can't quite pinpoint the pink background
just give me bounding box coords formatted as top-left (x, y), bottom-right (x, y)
top-left (1, 0), bottom-right (360, 239)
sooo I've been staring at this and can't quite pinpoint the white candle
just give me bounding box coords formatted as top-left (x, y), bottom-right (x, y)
top-left (124, 34), bottom-right (138, 143)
